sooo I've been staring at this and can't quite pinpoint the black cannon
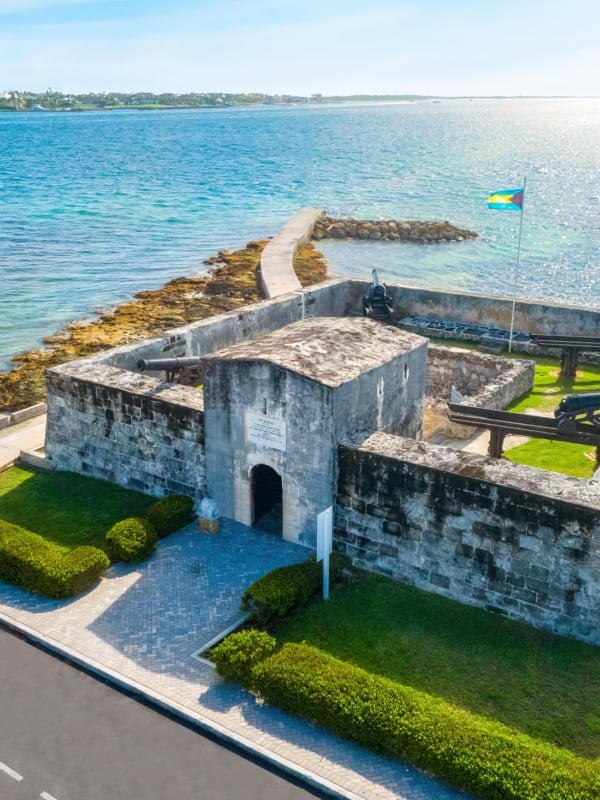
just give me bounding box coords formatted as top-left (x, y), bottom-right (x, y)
top-left (362, 269), bottom-right (393, 322)
top-left (136, 357), bottom-right (203, 386)
top-left (554, 392), bottom-right (600, 433)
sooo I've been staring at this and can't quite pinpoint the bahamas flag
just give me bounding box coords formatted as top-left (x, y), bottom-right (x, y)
top-left (487, 188), bottom-right (524, 210)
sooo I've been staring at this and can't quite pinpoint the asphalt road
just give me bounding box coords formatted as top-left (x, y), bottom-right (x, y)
top-left (0, 629), bottom-right (324, 800)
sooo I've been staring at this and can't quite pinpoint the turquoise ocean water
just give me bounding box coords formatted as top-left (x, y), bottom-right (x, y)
top-left (1, 98), bottom-right (599, 371)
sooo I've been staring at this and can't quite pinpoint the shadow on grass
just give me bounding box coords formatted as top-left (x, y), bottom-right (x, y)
top-left (0, 465), bottom-right (154, 551)
top-left (275, 572), bottom-right (600, 761)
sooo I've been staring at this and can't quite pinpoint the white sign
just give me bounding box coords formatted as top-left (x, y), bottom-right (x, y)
top-left (245, 412), bottom-right (287, 452)
top-left (316, 507), bottom-right (333, 561)
top-left (317, 506), bottom-right (333, 600)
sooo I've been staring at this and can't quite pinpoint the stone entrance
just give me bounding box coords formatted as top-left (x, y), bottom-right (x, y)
top-left (251, 464), bottom-right (283, 535)
top-left (202, 316), bottom-right (426, 547)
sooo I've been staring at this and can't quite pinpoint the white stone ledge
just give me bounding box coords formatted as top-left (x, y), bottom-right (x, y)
top-left (0, 403), bottom-right (47, 429)
top-left (259, 208), bottom-right (324, 298)
top-left (355, 432), bottom-right (600, 510)
top-left (19, 448), bottom-right (54, 470)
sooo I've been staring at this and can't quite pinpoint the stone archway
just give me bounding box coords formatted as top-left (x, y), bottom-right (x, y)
top-left (251, 464), bottom-right (283, 536)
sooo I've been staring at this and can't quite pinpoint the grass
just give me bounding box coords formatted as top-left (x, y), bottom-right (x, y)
top-left (507, 358), bottom-right (600, 414)
top-left (275, 570), bottom-right (600, 760)
top-left (0, 465), bottom-right (154, 553)
top-left (501, 358), bottom-right (600, 475)
top-left (428, 339), bottom-right (600, 475)
top-left (505, 438), bottom-right (596, 477)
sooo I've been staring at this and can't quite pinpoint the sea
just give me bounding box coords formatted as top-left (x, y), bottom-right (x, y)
top-left (1, 97), bottom-right (600, 372)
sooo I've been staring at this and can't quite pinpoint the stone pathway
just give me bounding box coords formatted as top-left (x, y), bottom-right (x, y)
top-left (0, 414), bottom-right (46, 470)
top-left (0, 518), bottom-right (472, 800)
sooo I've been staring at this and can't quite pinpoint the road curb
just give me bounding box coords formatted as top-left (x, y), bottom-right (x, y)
top-left (0, 610), bottom-right (364, 800)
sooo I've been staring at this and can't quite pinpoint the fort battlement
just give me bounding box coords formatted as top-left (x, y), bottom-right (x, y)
top-left (43, 224), bottom-right (600, 645)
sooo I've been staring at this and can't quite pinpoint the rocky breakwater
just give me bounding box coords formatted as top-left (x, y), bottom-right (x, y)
top-left (312, 215), bottom-right (478, 243)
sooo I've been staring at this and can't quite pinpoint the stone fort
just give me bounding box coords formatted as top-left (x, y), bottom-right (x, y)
top-left (44, 211), bottom-right (600, 646)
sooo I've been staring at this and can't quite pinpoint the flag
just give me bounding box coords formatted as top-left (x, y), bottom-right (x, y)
top-left (487, 188), bottom-right (524, 211)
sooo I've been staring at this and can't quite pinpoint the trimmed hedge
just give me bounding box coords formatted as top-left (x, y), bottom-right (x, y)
top-left (146, 494), bottom-right (194, 538)
top-left (250, 643), bottom-right (599, 800)
top-left (105, 517), bottom-right (158, 563)
top-left (0, 520), bottom-right (109, 599)
top-left (241, 553), bottom-right (346, 624)
top-left (211, 629), bottom-right (277, 685)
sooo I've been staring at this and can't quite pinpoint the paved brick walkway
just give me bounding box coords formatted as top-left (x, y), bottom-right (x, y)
top-left (0, 519), bottom-right (472, 800)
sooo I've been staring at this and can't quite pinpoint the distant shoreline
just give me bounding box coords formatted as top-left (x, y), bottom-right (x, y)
top-left (2, 94), bottom-right (596, 113)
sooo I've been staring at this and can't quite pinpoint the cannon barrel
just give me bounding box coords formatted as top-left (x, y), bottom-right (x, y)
top-left (137, 357), bottom-right (203, 372)
top-left (363, 268), bottom-right (393, 321)
top-left (555, 392), bottom-right (600, 418)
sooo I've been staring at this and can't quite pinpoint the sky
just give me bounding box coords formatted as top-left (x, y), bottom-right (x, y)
top-left (1, 0), bottom-right (599, 97)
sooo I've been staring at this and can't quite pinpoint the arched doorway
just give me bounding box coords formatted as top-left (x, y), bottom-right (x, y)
top-left (251, 464), bottom-right (282, 536)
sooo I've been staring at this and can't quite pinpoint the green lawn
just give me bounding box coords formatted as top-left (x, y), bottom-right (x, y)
top-left (0, 465), bottom-right (154, 553)
top-left (275, 571), bottom-right (600, 760)
top-left (508, 358), bottom-right (600, 414)
top-left (505, 438), bottom-right (596, 477)
top-left (501, 359), bottom-right (600, 475)
top-left (433, 343), bottom-right (600, 475)
top-left (476, 354), bottom-right (600, 478)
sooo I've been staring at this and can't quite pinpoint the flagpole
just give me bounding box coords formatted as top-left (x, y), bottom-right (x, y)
top-left (508, 176), bottom-right (526, 353)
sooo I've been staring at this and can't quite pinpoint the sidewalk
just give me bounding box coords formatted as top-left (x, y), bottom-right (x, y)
top-left (0, 413), bottom-right (46, 470)
top-left (0, 517), bottom-right (472, 800)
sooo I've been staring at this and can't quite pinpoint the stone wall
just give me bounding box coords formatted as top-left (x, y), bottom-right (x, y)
top-left (335, 433), bottom-right (600, 645)
top-left (103, 279), bottom-right (350, 373)
top-left (45, 365), bottom-right (206, 500)
top-left (344, 281), bottom-right (600, 340)
top-left (423, 345), bottom-right (535, 440)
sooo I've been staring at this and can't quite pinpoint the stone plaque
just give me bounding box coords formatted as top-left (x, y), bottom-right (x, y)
top-left (245, 412), bottom-right (287, 452)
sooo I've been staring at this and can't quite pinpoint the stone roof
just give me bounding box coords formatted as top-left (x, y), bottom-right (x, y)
top-left (203, 316), bottom-right (426, 387)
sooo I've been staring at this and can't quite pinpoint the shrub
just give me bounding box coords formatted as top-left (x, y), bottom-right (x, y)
top-left (241, 552), bottom-right (346, 624)
top-left (0, 521), bottom-right (109, 599)
top-left (146, 494), bottom-right (194, 538)
top-left (41, 546), bottom-right (110, 598)
top-left (211, 629), bottom-right (277, 685)
top-left (252, 643), bottom-right (599, 800)
top-left (105, 517), bottom-right (158, 562)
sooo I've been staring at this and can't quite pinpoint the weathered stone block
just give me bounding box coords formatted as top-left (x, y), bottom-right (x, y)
top-left (430, 572), bottom-right (450, 589)
top-left (506, 572), bottom-right (526, 588)
top-left (484, 604), bottom-right (509, 617)
top-left (526, 577), bottom-right (550, 595)
top-left (487, 564), bottom-right (506, 583)
top-left (382, 520), bottom-right (403, 537)
top-left (530, 564), bottom-right (550, 581)
top-left (455, 542), bottom-right (474, 559)
top-left (519, 533), bottom-right (542, 552)
top-left (366, 503), bottom-right (388, 519)
top-left (474, 547), bottom-right (494, 565)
